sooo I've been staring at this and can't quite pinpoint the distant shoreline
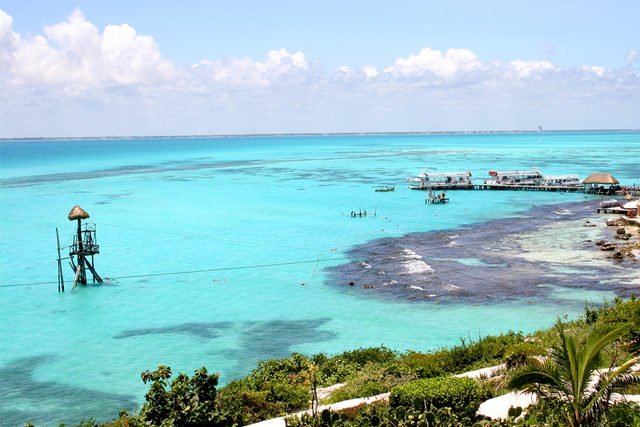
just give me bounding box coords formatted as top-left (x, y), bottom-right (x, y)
top-left (1, 129), bottom-right (639, 142)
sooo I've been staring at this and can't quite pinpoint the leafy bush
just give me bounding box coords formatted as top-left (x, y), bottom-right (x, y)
top-left (390, 376), bottom-right (482, 419)
top-left (394, 352), bottom-right (447, 379)
top-left (286, 404), bottom-right (473, 427)
top-left (584, 296), bottom-right (640, 352)
top-left (605, 402), bottom-right (640, 427)
top-left (217, 377), bottom-right (309, 424)
top-left (503, 342), bottom-right (545, 369)
top-left (246, 353), bottom-right (311, 386)
top-left (135, 365), bottom-right (233, 427)
top-left (443, 332), bottom-right (525, 372)
top-left (316, 347), bottom-right (397, 386)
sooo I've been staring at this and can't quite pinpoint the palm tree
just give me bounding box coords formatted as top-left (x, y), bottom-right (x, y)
top-left (508, 319), bottom-right (640, 427)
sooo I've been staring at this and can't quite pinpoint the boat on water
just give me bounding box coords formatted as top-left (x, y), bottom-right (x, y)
top-left (485, 169), bottom-right (542, 186)
top-left (375, 185), bottom-right (395, 192)
top-left (407, 171), bottom-right (473, 190)
top-left (541, 175), bottom-right (582, 187)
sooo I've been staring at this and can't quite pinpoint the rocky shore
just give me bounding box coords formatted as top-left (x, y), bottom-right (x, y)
top-left (595, 216), bottom-right (640, 262)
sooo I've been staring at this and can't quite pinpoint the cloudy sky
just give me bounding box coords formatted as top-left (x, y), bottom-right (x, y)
top-left (0, 1), bottom-right (638, 137)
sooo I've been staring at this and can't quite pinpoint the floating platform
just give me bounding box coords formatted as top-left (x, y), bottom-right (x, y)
top-left (425, 197), bottom-right (449, 204)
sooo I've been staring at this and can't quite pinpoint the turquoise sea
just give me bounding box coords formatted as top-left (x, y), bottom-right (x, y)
top-left (0, 131), bottom-right (639, 425)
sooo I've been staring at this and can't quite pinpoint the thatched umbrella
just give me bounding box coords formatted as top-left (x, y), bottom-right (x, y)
top-left (582, 173), bottom-right (619, 185)
top-left (68, 205), bottom-right (90, 221)
top-left (68, 205), bottom-right (90, 254)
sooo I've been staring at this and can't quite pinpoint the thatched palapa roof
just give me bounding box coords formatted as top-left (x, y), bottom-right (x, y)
top-left (582, 173), bottom-right (619, 185)
top-left (68, 205), bottom-right (90, 221)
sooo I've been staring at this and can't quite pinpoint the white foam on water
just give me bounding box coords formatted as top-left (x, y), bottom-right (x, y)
top-left (410, 285), bottom-right (424, 291)
top-left (360, 262), bottom-right (372, 269)
top-left (401, 248), bottom-right (423, 260)
top-left (553, 209), bottom-right (573, 216)
top-left (401, 259), bottom-right (435, 274)
top-left (399, 248), bottom-right (435, 274)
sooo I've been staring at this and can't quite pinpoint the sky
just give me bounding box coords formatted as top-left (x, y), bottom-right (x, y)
top-left (0, 0), bottom-right (638, 137)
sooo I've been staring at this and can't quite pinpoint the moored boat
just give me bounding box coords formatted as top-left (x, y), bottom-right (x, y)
top-left (542, 175), bottom-right (581, 187)
top-left (407, 171), bottom-right (473, 190)
top-left (485, 169), bottom-right (542, 186)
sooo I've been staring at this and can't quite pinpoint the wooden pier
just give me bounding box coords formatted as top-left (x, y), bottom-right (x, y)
top-left (472, 183), bottom-right (586, 192)
top-left (409, 183), bottom-right (630, 195)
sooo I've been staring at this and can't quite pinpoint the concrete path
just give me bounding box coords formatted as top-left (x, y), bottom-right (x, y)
top-left (454, 363), bottom-right (506, 380)
top-left (477, 391), bottom-right (538, 419)
top-left (245, 393), bottom-right (390, 427)
top-left (246, 362), bottom-right (640, 425)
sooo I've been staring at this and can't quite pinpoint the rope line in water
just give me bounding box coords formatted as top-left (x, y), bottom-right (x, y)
top-left (0, 233), bottom-right (537, 289)
top-left (0, 256), bottom-right (356, 288)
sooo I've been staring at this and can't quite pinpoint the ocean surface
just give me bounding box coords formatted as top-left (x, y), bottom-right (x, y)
top-left (0, 131), bottom-right (639, 425)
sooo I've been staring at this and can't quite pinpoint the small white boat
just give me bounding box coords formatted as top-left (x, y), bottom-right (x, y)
top-left (486, 169), bottom-right (542, 185)
top-left (375, 185), bottom-right (395, 192)
top-left (408, 171), bottom-right (473, 190)
top-left (542, 175), bottom-right (582, 187)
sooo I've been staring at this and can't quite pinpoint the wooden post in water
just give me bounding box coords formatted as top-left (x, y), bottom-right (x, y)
top-left (56, 227), bottom-right (65, 292)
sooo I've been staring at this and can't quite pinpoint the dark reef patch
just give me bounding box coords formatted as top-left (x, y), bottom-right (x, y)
top-left (239, 319), bottom-right (335, 360)
top-left (113, 318), bottom-right (336, 380)
top-left (220, 318), bottom-right (336, 380)
top-left (325, 201), bottom-right (639, 304)
top-left (0, 356), bottom-right (136, 426)
top-left (113, 321), bottom-right (234, 340)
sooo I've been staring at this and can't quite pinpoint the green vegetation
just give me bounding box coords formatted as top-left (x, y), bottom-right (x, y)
top-left (390, 377), bottom-right (482, 418)
top-left (508, 320), bottom-right (640, 426)
top-left (58, 296), bottom-right (639, 427)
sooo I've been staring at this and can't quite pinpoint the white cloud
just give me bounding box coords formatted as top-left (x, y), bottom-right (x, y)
top-left (362, 65), bottom-right (378, 79)
top-left (384, 47), bottom-right (482, 79)
top-left (1, 8), bottom-right (638, 137)
top-left (192, 48), bottom-right (310, 87)
top-left (626, 49), bottom-right (638, 65)
top-left (507, 60), bottom-right (555, 78)
top-left (581, 65), bottom-right (605, 77)
top-left (3, 8), bottom-right (177, 87)
top-left (0, 9), bottom-right (18, 69)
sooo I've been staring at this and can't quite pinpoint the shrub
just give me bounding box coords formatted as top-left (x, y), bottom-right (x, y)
top-left (395, 352), bottom-right (447, 379)
top-left (337, 346), bottom-right (397, 366)
top-left (327, 363), bottom-right (404, 403)
top-left (605, 402), bottom-right (640, 427)
top-left (503, 342), bottom-right (545, 369)
top-left (390, 376), bottom-right (482, 419)
top-left (316, 347), bottom-right (398, 386)
top-left (246, 353), bottom-right (311, 386)
top-left (217, 378), bottom-right (309, 424)
top-left (137, 365), bottom-right (231, 427)
top-left (443, 332), bottom-right (524, 372)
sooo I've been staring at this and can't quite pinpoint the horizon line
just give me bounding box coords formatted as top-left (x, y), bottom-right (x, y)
top-left (1, 128), bottom-right (639, 141)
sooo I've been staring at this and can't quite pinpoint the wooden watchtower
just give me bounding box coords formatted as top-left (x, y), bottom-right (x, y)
top-left (64, 205), bottom-right (103, 289)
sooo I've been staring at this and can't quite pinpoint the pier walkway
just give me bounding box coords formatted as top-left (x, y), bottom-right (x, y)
top-left (409, 183), bottom-right (638, 195)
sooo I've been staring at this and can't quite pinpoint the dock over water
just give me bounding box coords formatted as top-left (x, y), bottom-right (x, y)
top-left (409, 183), bottom-right (638, 195)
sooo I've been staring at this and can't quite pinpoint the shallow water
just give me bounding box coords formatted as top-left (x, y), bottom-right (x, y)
top-left (0, 132), bottom-right (639, 425)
